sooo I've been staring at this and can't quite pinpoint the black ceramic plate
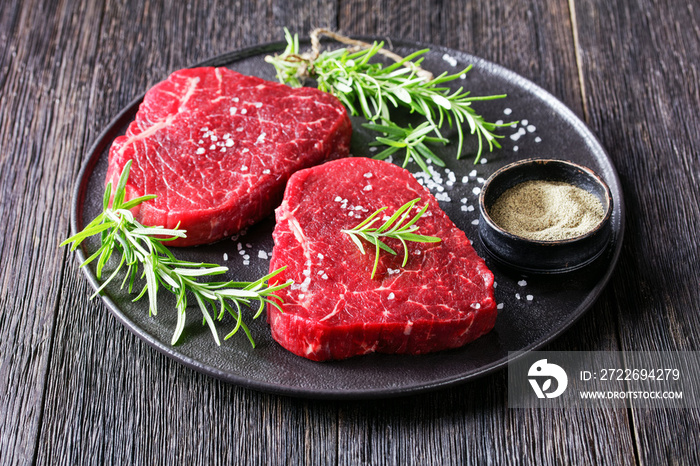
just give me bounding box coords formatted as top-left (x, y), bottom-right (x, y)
top-left (71, 38), bottom-right (624, 399)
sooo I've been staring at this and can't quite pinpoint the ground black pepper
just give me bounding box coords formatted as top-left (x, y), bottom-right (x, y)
top-left (489, 180), bottom-right (604, 241)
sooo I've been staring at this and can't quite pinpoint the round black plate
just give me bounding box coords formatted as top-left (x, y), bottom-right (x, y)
top-left (71, 38), bottom-right (624, 399)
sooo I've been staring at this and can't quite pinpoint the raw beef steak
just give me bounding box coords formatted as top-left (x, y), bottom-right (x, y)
top-left (105, 67), bottom-right (352, 246)
top-left (268, 157), bottom-right (497, 361)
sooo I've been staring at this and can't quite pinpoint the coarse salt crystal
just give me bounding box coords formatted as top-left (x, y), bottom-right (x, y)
top-left (472, 187), bottom-right (481, 195)
top-left (527, 125), bottom-right (536, 132)
top-left (526, 295), bottom-right (534, 301)
top-left (497, 303), bottom-right (504, 310)
top-left (442, 53), bottom-right (457, 67)
top-left (196, 148), bottom-right (205, 154)
top-left (262, 169), bottom-right (271, 174)
top-left (223, 253), bottom-right (228, 261)
top-left (469, 170), bottom-right (477, 177)
top-left (363, 185), bottom-right (372, 191)
top-left (225, 139), bottom-right (234, 147)
top-left (240, 108), bottom-right (247, 114)
top-left (518, 280), bottom-right (527, 286)
top-left (209, 145), bottom-right (216, 150)
top-left (535, 136), bottom-right (542, 143)
top-left (258, 251), bottom-right (268, 259)
top-left (387, 292), bottom-right (396, 300)
top-left (504, 108), bottom-right (512, 115)
top-left (471, 219), bottom-right (479, 225)
top-left (255, 102), bottom-right (263, 108)
top-left (364, 172), bottom-right (373, 178)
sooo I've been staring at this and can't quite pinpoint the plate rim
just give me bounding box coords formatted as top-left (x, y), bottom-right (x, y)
top-left (70, 37), bottom-right (625, 399)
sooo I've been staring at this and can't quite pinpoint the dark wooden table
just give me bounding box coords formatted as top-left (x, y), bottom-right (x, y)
top-left (2, 0), bottom-right (699, 464)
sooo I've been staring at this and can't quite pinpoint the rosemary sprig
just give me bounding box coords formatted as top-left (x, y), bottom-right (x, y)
top-left (341, 198), bottom-right (441, 279)
top-left (61, 161), bottom-right (290, 347)
top-left (363, 120), bottom-right (448, 174)
top-left (265, 29), bottom-right (513, 165)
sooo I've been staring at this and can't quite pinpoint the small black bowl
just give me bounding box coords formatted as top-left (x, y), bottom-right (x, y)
top-left (478, 159), bottom-right (613, 274)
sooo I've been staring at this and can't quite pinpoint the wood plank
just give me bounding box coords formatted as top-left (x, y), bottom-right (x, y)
top-left (572, 0), bottom-right (700, 463)
top-left (28, 1), bottom-right (346, 464)
top-left (0, 0), bottom-right (109, 463)
top-left (31, 0), bottom-right (339, 464)
top-left (336, 1), bottom-right (636, 464)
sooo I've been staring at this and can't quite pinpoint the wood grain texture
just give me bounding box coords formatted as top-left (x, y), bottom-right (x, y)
top-left (0, 0), bottom-right (105, 463)
top-left (572, 0), bottom-right (700, 464)
top-left (0, 0), bottom-right (698, 464)
top-left (337, 2), bottom-right (635, 464)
